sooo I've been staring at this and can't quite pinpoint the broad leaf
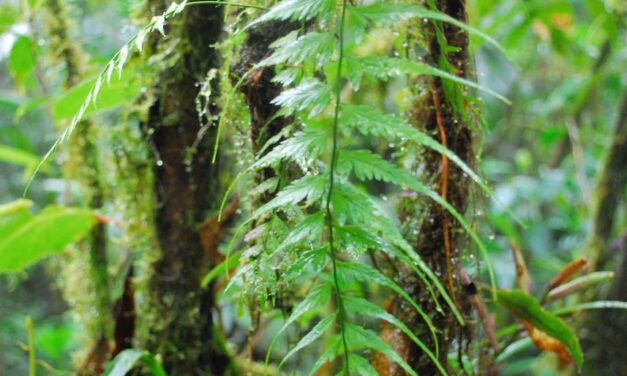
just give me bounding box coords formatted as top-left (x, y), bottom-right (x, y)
top-left (496, 289), bottom-right (583, 369)
top-left (0, 202), bottom-right (96, 273)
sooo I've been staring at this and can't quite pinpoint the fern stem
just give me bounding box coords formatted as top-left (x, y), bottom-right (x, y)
top-left (325, 0), bottom-right (350, 372)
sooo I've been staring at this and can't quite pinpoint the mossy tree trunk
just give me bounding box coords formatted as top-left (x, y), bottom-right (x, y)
top-left (581, 94), bottom-right (627, 375)
top-left (377, 0), bottom-right (476, 373)
top-left (43, 1), bottom-right (112, 373)
top-left (134, 2), bottom-right (230, 374)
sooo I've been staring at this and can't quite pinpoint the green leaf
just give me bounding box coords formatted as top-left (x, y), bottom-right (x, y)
top-left (266, 283), bottom-right (332, 367)
top-left (279, 313), bottom-right (336, 368)
top-left (251, 126), bottom-right (328, 169)
top-left (0, 4), bottom-right (18, 34)
top-left (275, 211), bottom-right (325, 253)
top-left (340, 104), bottom-right (491, 194)
top-left (337, 149), bottom-right (497, 295)
top-left (344, 296), bottom-right (447, 375)
top-left (250, 0), bottom-right (336, 26)
top-left (0, 203), bottom-right (96, 273)
top-left (253, 175), bottom-right (327, 219)
top-left (337, 261), bottom-right (438, 355)
top-left (0, 145), bottom-right (50, 175)
top-left (553, 301), bottom-right (627, 316)
top-left (260, 31), bottom-right (335, 68)
top-left (52, 70), bottom-right (140, 122)
top-left (350, 3), bottom-right (505, 54)
top-left (308, 335), bottom-right (341, 376)
top-left (496, 289), bottom-right (583, 370)
top-left (103, 349), bottom-right (167, 376)
top-left (352, 56), bottom-right (509, 103)
top-left (339, 354), bottom-right (378, 376)
top-left (273, 78), bottom-right (332, 117)
top-left (8, 36), bottom-right (37, 88)
top-left (345, 323), bottom-right (417, 376)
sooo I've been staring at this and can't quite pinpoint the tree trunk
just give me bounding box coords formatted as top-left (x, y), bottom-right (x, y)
top-left (134, 2), bottom-right (230, 374)
top-left (376, 1), bottom-right (476, 373)
top-left (581, 94), bottom-right (627, 375)
top-left (43, 1), bottom-right (112, 373)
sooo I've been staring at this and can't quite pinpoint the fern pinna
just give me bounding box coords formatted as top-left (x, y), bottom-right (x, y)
top-left (219, 0), bottom-right (505, 374)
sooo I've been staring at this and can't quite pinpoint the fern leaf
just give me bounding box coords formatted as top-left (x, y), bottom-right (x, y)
top-left (275, 211), bottom-right (325, 253)
top-left (353, 56), bottom-right (509, 103)
top-left (335, 225), bottom-right (381, 256)
top-left (308, 335), bottom-right (341, 376)
top-left (273, 78), bottom-right (332, 117)
top-left (345, 324), bottom-right (418, 376)
top-left (285, 246), bottom-right (328, 283)
top-left (265, 282), bottom-right (332, 368)
top-left (340, 104), bottom-right (492, 194)
top-left (351, 2), bottom-right (505, 54)
top-left (337, 261), bottom-right (438, 354)
top-left (250, 0), bottom-right (335, 27)
top-left (338, 149), bottom-right (496, 294)
top-left (260, 31), bottom-right (335, 68)
top-left (344, 296), bottom-right (448, 375)
top-left (251, 127), bottom-right (327, 170)
top-left (279, 313), bottom-right (336, 368)
top-left (340, 354), bottom-right (379, 376)
top-left (253, 175), bottom-right (326, 219)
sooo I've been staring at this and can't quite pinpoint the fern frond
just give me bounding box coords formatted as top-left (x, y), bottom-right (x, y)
top-left (345, 296), bottom-right (448, 375)
top-left (264, 282), bottom-right (332, 369)
top-left (337, 261), bottom-right (439, 354)
top-left (338, 149), bottom-right (497, 294)
top-left (260, 31), bottom-right (335, 68)
top-left (272, 78), bottom-right (332, 117)
top-left (351, 2), bottom-right (505, 54)
top-left (352, 56), bottom-right (509, 103)
top-left (252, 175), bottom-right (326, 219)
top-left (278, 313), bottom-right (337, 368)
top-left (345, 324), bottom-right (418, 376)
top-left (251, 126), bottom-right (328, 170)
top-left (249, 0), bottom-right (336, 27)
top-left (340, 104), bottom-right (492, 194)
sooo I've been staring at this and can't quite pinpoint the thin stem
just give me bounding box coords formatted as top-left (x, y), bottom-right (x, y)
top-left (325, 0), bottom-right (349, 372)
top-left (25, 317), bottom-right (36, 376)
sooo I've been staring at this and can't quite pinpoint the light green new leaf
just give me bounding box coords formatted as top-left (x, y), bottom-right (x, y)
top-left (0, 145), bottom-right (51, 175)
top-left (103, 349), bottom-right (167, 376)
top-left (9, 36), bottom-right (37, 88)
top-left (279, 313), bottom-right (336, 368)
top-left (496, 289), bottom-right (583, 370)
top-left (0, 202), bottom-right (96, 273)
top-left (52, 70), bottom-right (140, 122)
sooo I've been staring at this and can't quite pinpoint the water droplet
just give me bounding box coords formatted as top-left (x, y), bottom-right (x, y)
top-left (156, 160), bottom-right (164, 167)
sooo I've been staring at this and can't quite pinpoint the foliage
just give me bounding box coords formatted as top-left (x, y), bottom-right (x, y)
top-left (0, 0), bottom-right (625, 374)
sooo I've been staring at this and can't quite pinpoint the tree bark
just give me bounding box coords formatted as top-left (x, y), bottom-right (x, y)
top-left (581, 94), bottom-right (627, 375)
top-left (376, 1), bottom-right (476, 373)
top-left (135, 2), bottom-right (230, 374)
